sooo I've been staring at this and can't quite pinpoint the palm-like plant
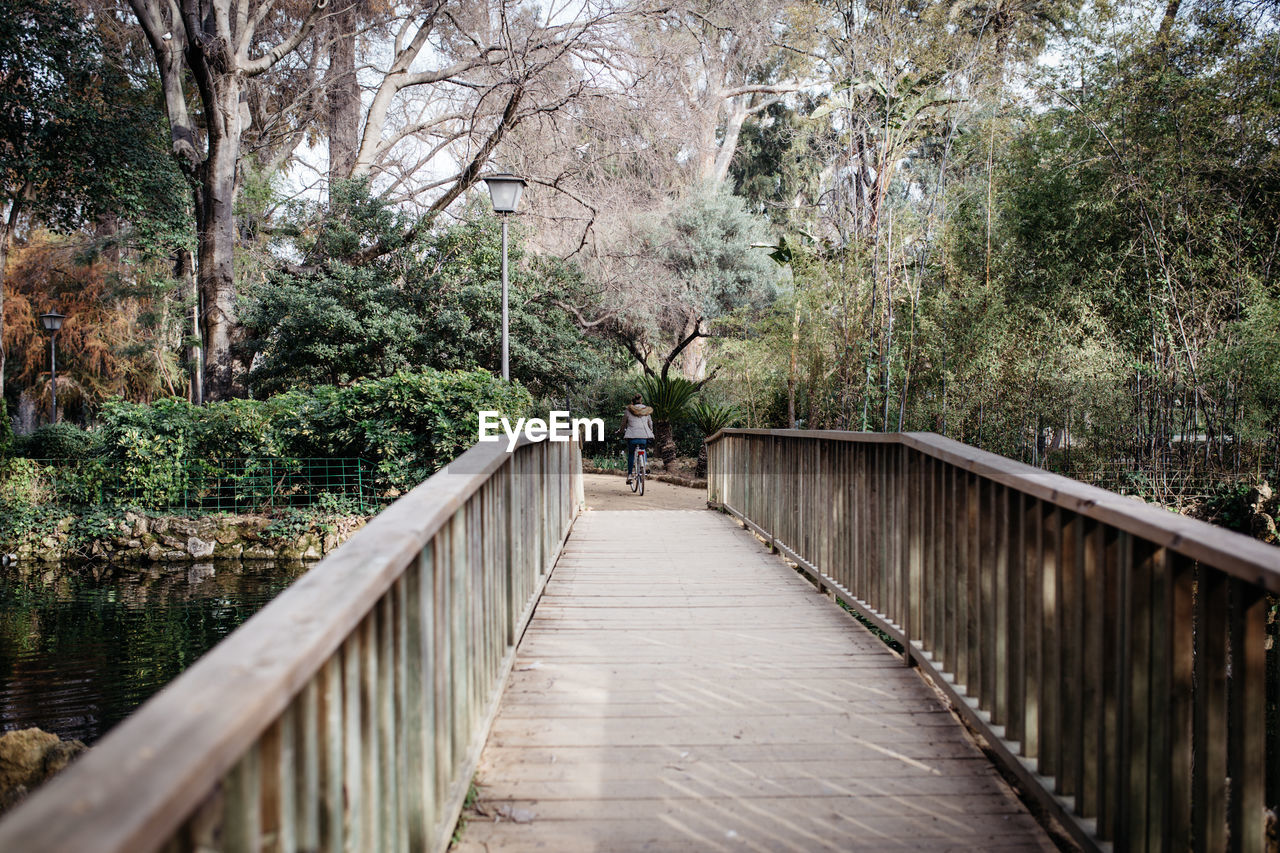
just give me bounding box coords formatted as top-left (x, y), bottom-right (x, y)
top-left (638, 374), bottom-right (698, 466)
top-left (688, 400), bottom-right (738, 477)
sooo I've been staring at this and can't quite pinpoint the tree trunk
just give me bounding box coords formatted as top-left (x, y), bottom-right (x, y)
top-left (196, 81), bottom-right (244, 400)
top-left (0, 196), bottom-right (22, 403)
top-left (787, 294), bottom-right (801, 427)
top-left (176, 248), bottom-right (202, 404)
top-left (680, 335), bottom-right (707, 380)
top-left (655, 420), bottom-right (678, 466)
top-left (0, 219), bottom-right (8, 403)
top-left (326, 1), bottom-right (361, 186)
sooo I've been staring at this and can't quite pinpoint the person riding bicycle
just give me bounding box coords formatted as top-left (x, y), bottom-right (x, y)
top-left (621, 394), bottom-right (654, 485)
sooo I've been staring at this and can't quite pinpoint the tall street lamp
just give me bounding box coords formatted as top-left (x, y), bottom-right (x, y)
top-left (40, 311), bottom-right (66, 424)
top-left (482, 173), bottom-right (526, 382)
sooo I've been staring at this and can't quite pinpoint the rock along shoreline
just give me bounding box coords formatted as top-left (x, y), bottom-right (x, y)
top-left (3, 510), bottom-right (369, 566)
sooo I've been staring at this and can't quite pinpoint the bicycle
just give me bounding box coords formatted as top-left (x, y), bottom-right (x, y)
top-left (629, 441), bottom-right (649, 496)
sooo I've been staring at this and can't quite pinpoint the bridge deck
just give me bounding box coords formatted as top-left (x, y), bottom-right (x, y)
top-left (457, 505), bottom-right (1056, 851)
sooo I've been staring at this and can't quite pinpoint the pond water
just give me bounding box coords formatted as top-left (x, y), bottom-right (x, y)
top-left (0, 560), bottom-right (306, 744)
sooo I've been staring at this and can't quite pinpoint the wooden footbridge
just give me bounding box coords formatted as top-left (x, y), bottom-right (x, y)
top-left (0, 431), bottom-right (1276, 852)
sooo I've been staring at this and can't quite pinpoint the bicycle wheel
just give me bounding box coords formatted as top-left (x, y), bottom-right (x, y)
top-left (629, 451), bottom-right (641, 493)
top-left (636, 466), bottom-right (644, 495)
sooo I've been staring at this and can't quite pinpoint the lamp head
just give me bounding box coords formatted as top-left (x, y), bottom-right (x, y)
top-left (482, 173), bottom-right (527, 214)
top-left (40, 311), bottom-right (66, 334)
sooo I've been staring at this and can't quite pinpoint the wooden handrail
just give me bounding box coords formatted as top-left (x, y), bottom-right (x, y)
top-left (706, 429), bottom-right (1278, 852)
top-left (707, 429), bottom-right (1280, 592)
top-left (0, 436), bottom-right (583, 853)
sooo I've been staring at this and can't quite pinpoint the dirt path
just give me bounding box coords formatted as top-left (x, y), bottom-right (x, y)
top-left (581, 472), bottom-right (708, 511)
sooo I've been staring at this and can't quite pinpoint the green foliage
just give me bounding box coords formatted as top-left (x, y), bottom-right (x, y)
top-left (709, 0), bottom-right (1280, 497)
top-left (639, 375), bottom-right (698, 422)
top-left (96, 397), bottom-right (198, 506)
top-left (415, 212), bottom-right (618, 395)
top-left (243, 185), bottom-right (617, 398)
top-left (0, 398), bottom-right (13, 458)
top-left (1193, 482), bottom-right (1258, 535)
top-left (639, 374), bottom-right (700, 466)
top-left (688, 400), bottom-right (738, 437)
top-left (0, 0), bottom-right (186, 240)
top-left (274, 369), bottom-right (532, 492)
top-left (0, 368), bottom-right (523, 518)
top-left (640, 185), bottom-right (780, 322)
top-left (241, 182), bottom-right (421, 395)
top-left (732, 100), bottom-right (824, 226)
top-left (23, 422), bottom-right (100, 461)
top-left (0, 458), bottom-right (45, 509)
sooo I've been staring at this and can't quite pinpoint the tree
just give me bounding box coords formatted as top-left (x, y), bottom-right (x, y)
top-left (688, 397), bottom-right (736, 475)
top-left (618, 187), bottom-right (780, 380)
top-left (243, 183), bottom-right (619, 397)
top-left (125, 0), bottom-right (330, 400)
top-left (0, 0), bottom-right (183, 401)
top-left (555, 185), bottom-right (781, 385)
top-left (639, 374), bottom-right (698, 465)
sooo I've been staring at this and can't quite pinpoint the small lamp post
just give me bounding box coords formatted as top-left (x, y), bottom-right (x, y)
top-left (482, 173), bottom-right (527, 382)
top-left (40, 310), bottom-right (66, 424)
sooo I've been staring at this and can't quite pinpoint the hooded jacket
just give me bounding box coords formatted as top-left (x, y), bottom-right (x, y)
top-left (622, 403), bottom-right (654, 439)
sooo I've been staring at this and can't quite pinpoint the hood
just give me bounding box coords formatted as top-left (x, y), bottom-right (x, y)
top-left (627, 403), bottom-right (653, 416)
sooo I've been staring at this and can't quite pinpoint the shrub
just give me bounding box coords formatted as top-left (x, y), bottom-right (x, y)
top-left (688, 400), bottom-right (737, 437)
top-left (0, 398), bottom-right (13, 458)
top-left (23, 421), bottom-right (99, 460)
top-left (95, 397), bottom-right (197, 507)
top-left (278, 368), bottom-right (532, 492)
top-left (0, 457), bottom-right (49, 508)
top-left (9, 368), bottom-right (529, 511)
top-left (191, 397), bottom-right (286, 460)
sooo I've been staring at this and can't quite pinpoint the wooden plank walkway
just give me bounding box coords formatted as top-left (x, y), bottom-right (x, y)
top-left (456, 509), bottom-right (1056, 852)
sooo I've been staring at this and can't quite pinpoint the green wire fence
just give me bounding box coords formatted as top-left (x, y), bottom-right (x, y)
top-left (12, 457), bottom-right (382, 514)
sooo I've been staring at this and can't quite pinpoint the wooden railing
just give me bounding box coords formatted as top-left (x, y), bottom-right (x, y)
top-left (707, 429), bottom-right (1279, 853)
top-left (0, 436), bottom-right (582, 853)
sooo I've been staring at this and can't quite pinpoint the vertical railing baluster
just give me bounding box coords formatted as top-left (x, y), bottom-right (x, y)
top-left (906, 449), bottom-right (923, 663)
top-left (1006, 490), bottom-right (1027, 750)
top-left (1098, 527), bottom-right (1121, 840)
top-left (1024, 498), bottom-right (1043, 768)
top-left (1125, 539), bottom-right (1157, 852)
top-left (224, 744), bottom-right (262, 853)
top-left (993, 483), bottom-right (1009, 728)
top-left (361, 617), bottom-right (380, 853)
top-left (1192, 564), bottom-right (1229, 852)
top-left (344, 629), bottom-right (364, 853)
top-left (1226, 579), bottom-right (1268, 851)
top-left (378, 594), bottom-right (397, 852)
top-left (1081, 520), bottom-right (1103, 822)
top-left (978, 476), bottom-right (996, 711)
top-left (1147, 547), bottom-right (1171, 850)
top-left (1040, 505), bottom-right (1061, 785)
top-left (1060, 511), bottom-right (1082, 807)
top-left (1167, 553), bottom-right (1194, 850)
top-left (296, 680), bottom-right (320, 852)
top-left (945, 463), bottom-right (959, 679)
top-left (956, 469), bottom-right (971, 689)
top-left (400, 562), bottom-right (428, 851)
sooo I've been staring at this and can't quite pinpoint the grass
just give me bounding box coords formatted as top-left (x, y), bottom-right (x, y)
top-left (449, 781), bottom-right (480, 847)
top-left (835, 597), bottom-right (904, 653)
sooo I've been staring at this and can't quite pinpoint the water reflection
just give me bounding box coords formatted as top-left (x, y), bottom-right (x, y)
top-left (0, 560), bottom-right (306, 744)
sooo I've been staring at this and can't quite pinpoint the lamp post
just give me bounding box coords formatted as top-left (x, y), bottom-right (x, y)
top-left (40, 311), bottom-right (66, 424)
top-left (482, 173), bottom-right (526, 382)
